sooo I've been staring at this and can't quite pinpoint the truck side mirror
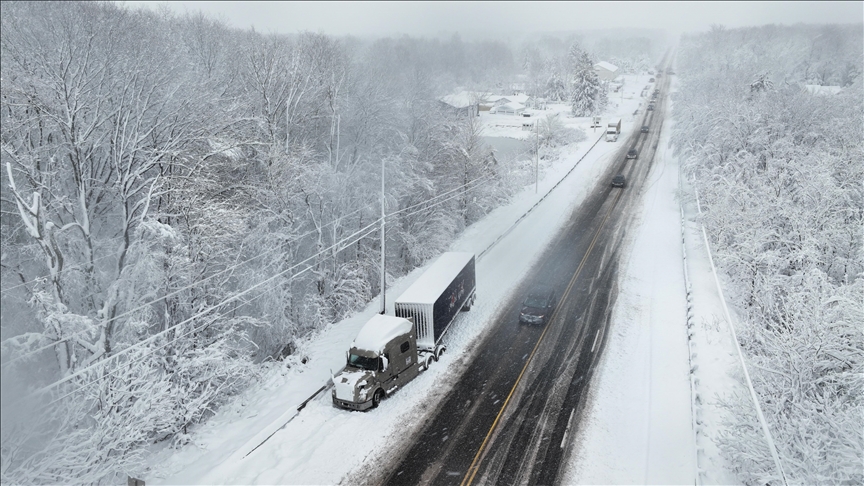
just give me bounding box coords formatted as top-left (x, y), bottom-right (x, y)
top-left (380, 355), bottom-right (389, 372)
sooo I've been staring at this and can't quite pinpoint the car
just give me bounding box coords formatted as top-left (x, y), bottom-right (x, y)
top-left (654, 89), bottom-right (660, 95)
top-left (519, 285), bottom-right (556, 325)
top-left (611, 174), bottom-right (626, 187)
top-left (627, 148), bottom-right (638, 159)
top-left (641, 126), bottom-right (649, 133)
top-left (647, 104), bottom-right (655, 111)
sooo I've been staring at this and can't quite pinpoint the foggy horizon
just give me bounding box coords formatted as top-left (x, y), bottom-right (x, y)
top-left (122, 1), bottom-right (863, 39)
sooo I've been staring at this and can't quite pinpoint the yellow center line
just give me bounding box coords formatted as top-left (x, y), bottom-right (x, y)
top-left (460, 189), bottom-right (623, 486)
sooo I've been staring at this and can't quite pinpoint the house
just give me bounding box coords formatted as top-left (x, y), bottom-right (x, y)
top-left (525, 96), bottom-right (547, 110)
top-left (490, 102), bottom-right (525, 116)
top-left (804, 84), bottom-right (842, 96)
top-left (594, 61), bottom-right (619, 81)
top-left (439, 91), bottom-right (480, 117)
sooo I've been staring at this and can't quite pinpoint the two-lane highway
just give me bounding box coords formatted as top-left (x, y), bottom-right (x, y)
top-left (377, 58), bottom-right (674, 486)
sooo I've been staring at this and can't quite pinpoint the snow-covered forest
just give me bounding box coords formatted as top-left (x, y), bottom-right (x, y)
top-left (0, 2), bottom-right (661, 483)
top-left (672, 24), bottom-right (863, 484)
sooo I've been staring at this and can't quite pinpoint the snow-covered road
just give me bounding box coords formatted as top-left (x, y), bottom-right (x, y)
top-left (141, 74), bottom-right (747, 485)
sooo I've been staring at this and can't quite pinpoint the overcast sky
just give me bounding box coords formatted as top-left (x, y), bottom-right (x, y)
top-left (123, 1), bottom-right (862, 38)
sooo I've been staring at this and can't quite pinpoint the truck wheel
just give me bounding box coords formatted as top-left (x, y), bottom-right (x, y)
top-left (422, 354), bottom-right (435, 371)
top-left (372, 389), bottom-right (384, 408)
top-left (435, 345), bottom-right (446, 361)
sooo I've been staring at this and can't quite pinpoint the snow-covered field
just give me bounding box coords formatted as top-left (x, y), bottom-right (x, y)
top-left (141, 74), bottom-right (680, 484)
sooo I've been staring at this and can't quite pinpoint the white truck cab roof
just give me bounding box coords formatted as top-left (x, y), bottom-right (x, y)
top-left (352, 314), bottom-right (413, 353)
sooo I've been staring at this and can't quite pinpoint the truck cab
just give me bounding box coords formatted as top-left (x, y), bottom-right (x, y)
top-left (332, 315), bottom-right (420, 411)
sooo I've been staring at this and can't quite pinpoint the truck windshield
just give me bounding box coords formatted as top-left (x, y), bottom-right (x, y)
top-left (348, 354), bottom-right (378, 371)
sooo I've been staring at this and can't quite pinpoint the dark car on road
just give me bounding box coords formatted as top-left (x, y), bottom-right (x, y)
top-left (520, 285), bottom-right (556, 325)
top-left (647, 104), bottom-right (655, 111)
top-left (627, 148), bottom-right (638, 159)
top-left (641, 126), bottom-right (649, 133)
top-left (612, 174), bottom-right (626, 188)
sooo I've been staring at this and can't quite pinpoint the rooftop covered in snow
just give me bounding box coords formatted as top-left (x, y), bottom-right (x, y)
top-left (396, 252), bottom-right (474, 305)
top-left (594, 61), bottom-right (619, 72)
top-left (352, 314), bottom-right (413, 353)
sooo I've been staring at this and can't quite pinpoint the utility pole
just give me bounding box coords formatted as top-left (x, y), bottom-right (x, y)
top-left (534, 120), bottom-right (539, 194)
top-left (380, 157), bottom-right (386, 315)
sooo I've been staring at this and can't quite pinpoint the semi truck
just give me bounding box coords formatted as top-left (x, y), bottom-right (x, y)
top-left (606, 118), bottom-right (622, 142)
top-left (331, 252), bottom-right (476, 410)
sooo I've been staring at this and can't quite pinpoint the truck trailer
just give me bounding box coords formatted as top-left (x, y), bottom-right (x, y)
top-left (606, 118), bottom-right (622, 142)
top-left (331, 252), bottom-right (476, 410)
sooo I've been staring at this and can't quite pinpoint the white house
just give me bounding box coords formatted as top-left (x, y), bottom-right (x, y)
top-left (439, 91), bottom-right (480, 117)
top-left (491, 102), bottom-right (526, 116)
top-left (594, 61), bottom-right (619, 81)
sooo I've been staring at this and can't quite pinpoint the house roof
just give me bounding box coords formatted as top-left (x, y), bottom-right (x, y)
top-left (440, 91), bottom-right (478, 109)
top-left (594, 61), bottom-right (619, 72)
top-left (493, 102), bottom-right (525, 112)
top-left (505, 94), bottom-right (529, 104)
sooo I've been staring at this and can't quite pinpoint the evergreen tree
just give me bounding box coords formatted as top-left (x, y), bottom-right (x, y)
top-left (570, 51), bottom-right (601, 116)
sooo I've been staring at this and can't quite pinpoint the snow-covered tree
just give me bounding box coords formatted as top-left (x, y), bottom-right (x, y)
top-left (570, 49), bottom-right (601, 116)
top-left (672, 24), bottom-right (863, 484)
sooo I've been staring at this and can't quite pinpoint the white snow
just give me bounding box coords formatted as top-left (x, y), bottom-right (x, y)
top-left (333, 369), bottom-right (369, 401)
top-left (141, 74), bottom-right (684, 485)
top-left (562, 84), bottom-right (696, 484)
top-left (562, 75), bottom-right (741, 484)
top-left (595, 61), bottom-right (619, 72)
top-left (394, 252), bottom-right (473, 305)
top-left (351, 314), bottom-right (413, 353)
top-left (439, 91), bottom-right (478, 109)
top-left (804, 84), bottom-right (842, 95)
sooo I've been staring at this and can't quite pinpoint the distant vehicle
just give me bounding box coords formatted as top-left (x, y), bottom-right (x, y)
top-left (649, 77), bottom-right (655, 82)
top-left (627, 148), bottom-right (638, 159)
top-left (641, 126), bottom-right (649, 133)
top-left (647, 104), bottom-right (655, 111)
top-left (332, 252), bottom-right (476, 411)
top-left (611, 174), bottom-right (626, 187)
top-left (519, 285), bottom-right (556, 325)
top-left (654, 89), bottom-right (660, 95)
top-left (606, 118), bottom-right (622, 142)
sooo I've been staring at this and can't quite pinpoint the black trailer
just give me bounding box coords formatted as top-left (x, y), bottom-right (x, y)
top-left (394, 252), bottom-right (476, 353)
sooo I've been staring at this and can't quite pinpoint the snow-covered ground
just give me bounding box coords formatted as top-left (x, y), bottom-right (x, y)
top-left (140, 74), bottom-right (671, 484)
top-left (562, 76), bottom-right (743, 484)
top-left (479, 76), bottom-right (651, 140)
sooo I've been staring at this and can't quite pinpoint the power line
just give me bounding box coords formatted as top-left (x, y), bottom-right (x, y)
top-left (20, 222), bottom-right (382, 401)
top-left (1, 206), bottom-right (369, 367)
top-left (10, 170), bottom-right (498, 399)
top-left (3, 173), bottom-right (492, 366)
